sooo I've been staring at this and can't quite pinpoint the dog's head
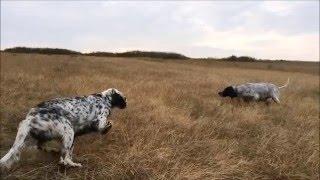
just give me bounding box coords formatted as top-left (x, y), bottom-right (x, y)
top-left (218, 86), bottom-right (238, 98)
top-left (103, 88), bottom-right (127, 109)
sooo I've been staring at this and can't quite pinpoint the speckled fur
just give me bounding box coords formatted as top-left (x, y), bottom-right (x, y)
top-left (0, 88), bottom-right (126, 168)
top-left (219, 78), bottom-right (289, 103)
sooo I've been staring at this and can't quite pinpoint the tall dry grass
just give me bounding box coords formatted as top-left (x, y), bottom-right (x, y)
top-left (0, 53), bottom-right (319, 179)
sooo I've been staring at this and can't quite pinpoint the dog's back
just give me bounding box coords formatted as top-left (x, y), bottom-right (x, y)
top-left (236, 83), bottom-right (279, 101)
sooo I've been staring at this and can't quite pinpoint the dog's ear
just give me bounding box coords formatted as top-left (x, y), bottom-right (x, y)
top-left (110, 90), bottom-right (127, 109)
top-left (221, 86), bottom-right (237, 98)
top-left (226, 86), bottom-right (237, 98)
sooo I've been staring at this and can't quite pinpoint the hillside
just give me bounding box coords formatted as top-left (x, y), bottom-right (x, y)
top-left (3, 47), bottom-right (189, 59)
top-left (3, 47), bottom-right (81, 55)
top-left (4, 46), bottom-right (313, 62)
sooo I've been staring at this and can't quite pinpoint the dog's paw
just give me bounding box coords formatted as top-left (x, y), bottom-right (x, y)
top-left (64, 161), bottom-right (82, 167)
top-left (101, 121), bottom-right (112, 134)
top-left (59, 157), bottom-right (82, 168)
top-left (71, 162), bottom-right (82, 167)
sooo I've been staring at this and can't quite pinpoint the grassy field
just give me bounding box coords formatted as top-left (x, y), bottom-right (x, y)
top-left (0, 53), bottom-right (319, 179)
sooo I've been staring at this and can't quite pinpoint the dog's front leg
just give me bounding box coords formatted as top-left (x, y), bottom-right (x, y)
top-left (58, 122), bottom-right (82, 167)
top-left (96, 115), bottom-right (112, 134)
top-left (101, 121), bottom-right (112, 134)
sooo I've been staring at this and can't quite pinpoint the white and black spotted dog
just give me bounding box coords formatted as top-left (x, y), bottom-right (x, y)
top-left (218, 78), bottom-right (289, 103)
top-left (0, 88), bottom-right (126, 168)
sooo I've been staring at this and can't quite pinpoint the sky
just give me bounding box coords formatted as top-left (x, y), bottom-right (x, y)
top-left (1, 1), bottom-right (319, 61)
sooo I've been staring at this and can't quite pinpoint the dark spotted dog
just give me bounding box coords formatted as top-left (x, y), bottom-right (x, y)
top-left (218, 78), bottom-right (289, 103)
top-left (0, 88), bottom-right (126, 168)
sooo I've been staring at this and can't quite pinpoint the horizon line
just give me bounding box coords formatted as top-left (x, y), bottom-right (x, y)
top-left (1, 45), bottom-right (319, 62)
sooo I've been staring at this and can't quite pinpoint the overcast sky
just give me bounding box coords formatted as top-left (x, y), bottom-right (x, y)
top-left (1, 1), bottom-right (319, 61)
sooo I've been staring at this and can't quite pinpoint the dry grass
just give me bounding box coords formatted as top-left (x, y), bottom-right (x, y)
top-left (0, 53), bottom-right (319, 179)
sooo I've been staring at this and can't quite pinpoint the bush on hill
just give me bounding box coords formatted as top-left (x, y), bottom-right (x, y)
top-left (86, 50), bottom-right (189, 59)
top-left (3, 47), bottom-right (81, 55)
top-left (222, 55), bottom-right (257, 62)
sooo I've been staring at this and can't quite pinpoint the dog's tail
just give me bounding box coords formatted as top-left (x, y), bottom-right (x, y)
top-left (0, 118), bottom-right (32, 169)
top-left (279, 78), bottom-right (290, 89)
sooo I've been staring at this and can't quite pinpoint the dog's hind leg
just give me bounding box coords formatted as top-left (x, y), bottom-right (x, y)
top-left (271, 90), bottom-right (281, 104)
top-left (0, 118), bottom-right (32, 168)
top-left (272, 96), bottom-right (280, 104)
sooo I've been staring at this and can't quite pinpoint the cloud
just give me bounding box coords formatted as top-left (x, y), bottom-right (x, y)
top-left (262, 1), bottom-right (298, 16)
top-left (1, 1), bottom-right (319, 61)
